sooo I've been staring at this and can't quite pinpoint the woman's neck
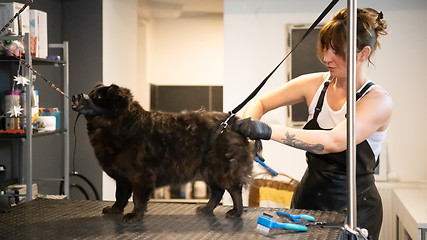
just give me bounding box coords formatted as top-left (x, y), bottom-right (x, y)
top-left (332, 74), bottom-right (368, 91)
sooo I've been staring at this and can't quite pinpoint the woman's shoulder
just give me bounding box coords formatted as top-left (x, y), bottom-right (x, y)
top-left (365, 83), bottom-right (392, 104)
top-left (358, 83), bottom-right (393, 131)
top-left (295, 72), bottom-right (328, 83)
top-left (285, 72), bottom-right (329, 106)
top-left (291, 72), bottom-right (329, 89)
top-left (292, 72), bottom-right (329, 93)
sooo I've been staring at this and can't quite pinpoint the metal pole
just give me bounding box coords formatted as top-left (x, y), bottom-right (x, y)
top-left (346, 0), bottom-right (358, 232)
top-left (63, 41), bottom-right (70, 198)
top-left (49, 42), bottom-right (70, 198)
top-left (24, 33), bottom-right (33, 201)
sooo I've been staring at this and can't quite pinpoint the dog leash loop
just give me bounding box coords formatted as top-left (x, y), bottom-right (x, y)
top-left (220, 112), bottom-right (235, 131)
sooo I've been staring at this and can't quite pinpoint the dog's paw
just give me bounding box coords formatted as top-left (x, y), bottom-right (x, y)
top-left (102, 206), bottom-right (123, 215)
top-left (196, 206), bottom-right (214, 216)
top-left (123, 213), bottom-right (143, 223)
top-left (225, 208), bottom-right (242, 218)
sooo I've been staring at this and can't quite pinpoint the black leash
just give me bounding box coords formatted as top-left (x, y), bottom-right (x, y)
top-left (222, 0), bottom-right (339, 129)
top-left (207, 0), bottom-right (340, 161)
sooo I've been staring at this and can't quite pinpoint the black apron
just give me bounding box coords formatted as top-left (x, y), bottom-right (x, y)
top-left (290, 80), bottom-right (383, 240)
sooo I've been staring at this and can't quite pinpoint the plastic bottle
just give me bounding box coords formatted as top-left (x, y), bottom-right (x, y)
top-left (5, 90), bottom-right (21, 129)
top-left (19, 89), bottom-right (39, 129)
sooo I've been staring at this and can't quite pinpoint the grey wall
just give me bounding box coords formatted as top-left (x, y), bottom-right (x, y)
top-left (0, 0), bottom-right (103, 199)
top-left (62, 0), bottom-right (103, 200)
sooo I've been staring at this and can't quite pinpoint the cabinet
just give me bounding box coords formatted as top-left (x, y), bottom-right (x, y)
top-left (0, 33), bottom-right (69, 201)
top-left (393, 189), bottom-right (427, 240)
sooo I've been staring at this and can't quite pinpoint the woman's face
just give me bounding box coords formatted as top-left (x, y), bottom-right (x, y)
top-left (322, 48), bottom-right (347, 79)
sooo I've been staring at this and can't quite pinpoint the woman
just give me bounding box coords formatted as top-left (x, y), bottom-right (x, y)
top-left (235, 8), bottom-right (391, 239)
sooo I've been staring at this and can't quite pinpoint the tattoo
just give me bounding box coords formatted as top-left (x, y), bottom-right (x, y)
top-left (282, 132), bottom-right (324, 154)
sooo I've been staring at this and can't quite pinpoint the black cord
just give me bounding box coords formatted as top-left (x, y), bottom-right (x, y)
top-left (70, 184), bottom-right (89, 200)
top-left (72, 113), bottom-right (81, 173)
top-left (59, 113), bottom-right (100, 200)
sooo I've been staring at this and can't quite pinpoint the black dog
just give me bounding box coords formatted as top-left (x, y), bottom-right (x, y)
top-left (72, 84), bottom-right (254, 222)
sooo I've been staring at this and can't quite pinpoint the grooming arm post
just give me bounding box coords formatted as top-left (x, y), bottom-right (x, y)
top-left (346, 0), bottom-right (358, 234)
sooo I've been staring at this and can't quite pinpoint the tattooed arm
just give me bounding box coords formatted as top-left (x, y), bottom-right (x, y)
top-left (269, 125), bottom-right (338, 154)
top-left (266, 121), bottom-right (356, 154)
top-left (281, 131), bottom-right (325, 154)
top-left (234, 118), bottom-right (340, 154)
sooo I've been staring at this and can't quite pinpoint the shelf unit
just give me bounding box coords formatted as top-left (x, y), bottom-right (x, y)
top-left (0, 33), bottom-right (69, 201)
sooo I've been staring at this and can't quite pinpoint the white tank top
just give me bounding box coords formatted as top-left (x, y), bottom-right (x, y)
top-left (307, 74), bottom-right (388, 160)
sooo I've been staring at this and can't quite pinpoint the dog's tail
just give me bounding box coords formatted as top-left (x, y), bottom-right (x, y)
top-left (253, 139), bottom-right (263, 160)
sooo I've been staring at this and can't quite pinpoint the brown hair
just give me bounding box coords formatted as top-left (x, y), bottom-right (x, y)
top-left (317, 8), bottom-right (388, 62)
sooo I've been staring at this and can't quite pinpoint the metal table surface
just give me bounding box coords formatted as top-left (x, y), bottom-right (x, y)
top-left (0, 198), bottom-right (345, 240)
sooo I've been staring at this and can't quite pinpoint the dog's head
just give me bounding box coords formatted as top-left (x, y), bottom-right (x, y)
top-left (72, 84), bottom-right (132, 117)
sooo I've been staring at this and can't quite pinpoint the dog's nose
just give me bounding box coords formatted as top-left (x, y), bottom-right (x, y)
top-left (72, 93), bottom-right (89, 102)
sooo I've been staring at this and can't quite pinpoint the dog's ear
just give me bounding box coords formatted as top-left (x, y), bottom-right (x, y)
top-left (93, 83), bottom-right (104, 89)
top-left (108, 84), bottom-right (133, 110)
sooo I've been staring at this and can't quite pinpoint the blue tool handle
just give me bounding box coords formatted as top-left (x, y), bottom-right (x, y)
top-left (255, 157), bottom-right (278, 176)
top-left (273, 222), bottom-right (307, 232)
top-left (276, 211), bottom-right (290, 216)
top-left (276, 211), bottom-right (294, 220)
top-left (276, 211), bottom-right (315, 222)
top-left (295, 214), bottom-right (315, 221)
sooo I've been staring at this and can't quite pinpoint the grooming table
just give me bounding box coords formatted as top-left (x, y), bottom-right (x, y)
top-left (0, 198), bottom-right (345, 239)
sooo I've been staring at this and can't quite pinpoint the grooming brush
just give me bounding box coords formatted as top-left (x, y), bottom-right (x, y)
top-left (255, 156), bottom-right (278, 176)
top-left (276, 211), bottom-right (315, 222)
top-left (256, 215), bottom-right (307, 235)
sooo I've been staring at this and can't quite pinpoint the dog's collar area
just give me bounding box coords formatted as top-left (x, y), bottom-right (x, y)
top-left (220, 113), bottom-right (235, 131)
top-left (83, 109), bottom-right (114, 119)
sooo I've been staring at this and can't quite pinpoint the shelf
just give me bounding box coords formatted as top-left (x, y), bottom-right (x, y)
top-left (0, 129), bottom-right (67, 140)
top-left (0, 34), bottom-right (70, 202)
top-left (0, 55), bottom-right (66, 65)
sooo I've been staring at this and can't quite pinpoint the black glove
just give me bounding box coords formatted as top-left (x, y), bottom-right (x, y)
top-left (234, 118), bottom-right (272, 140)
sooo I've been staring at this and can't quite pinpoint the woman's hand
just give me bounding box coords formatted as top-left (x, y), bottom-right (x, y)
top-left (233, 118), bottom-right (272, 140)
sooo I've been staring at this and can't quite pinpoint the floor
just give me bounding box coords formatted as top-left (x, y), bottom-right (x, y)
top-left (0, 198), bottom-right (346, 240)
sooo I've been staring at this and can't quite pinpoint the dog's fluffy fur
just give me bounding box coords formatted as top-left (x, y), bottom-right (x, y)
top-left (72, 84), bottom-right (254, 222)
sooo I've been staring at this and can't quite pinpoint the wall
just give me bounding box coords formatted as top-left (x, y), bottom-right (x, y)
top-left (137, 17), bottom-right (151, 109)
top-left (224, 0), bottom-right (427, 183)
top-left (103, 0), bottom-right (138, 89)
top-left (149, 16), bottom-right (224, 86)
top-left (62, 0), bottom-right (104, 199)
top-left (102, 0), bottom-right (139, 200)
